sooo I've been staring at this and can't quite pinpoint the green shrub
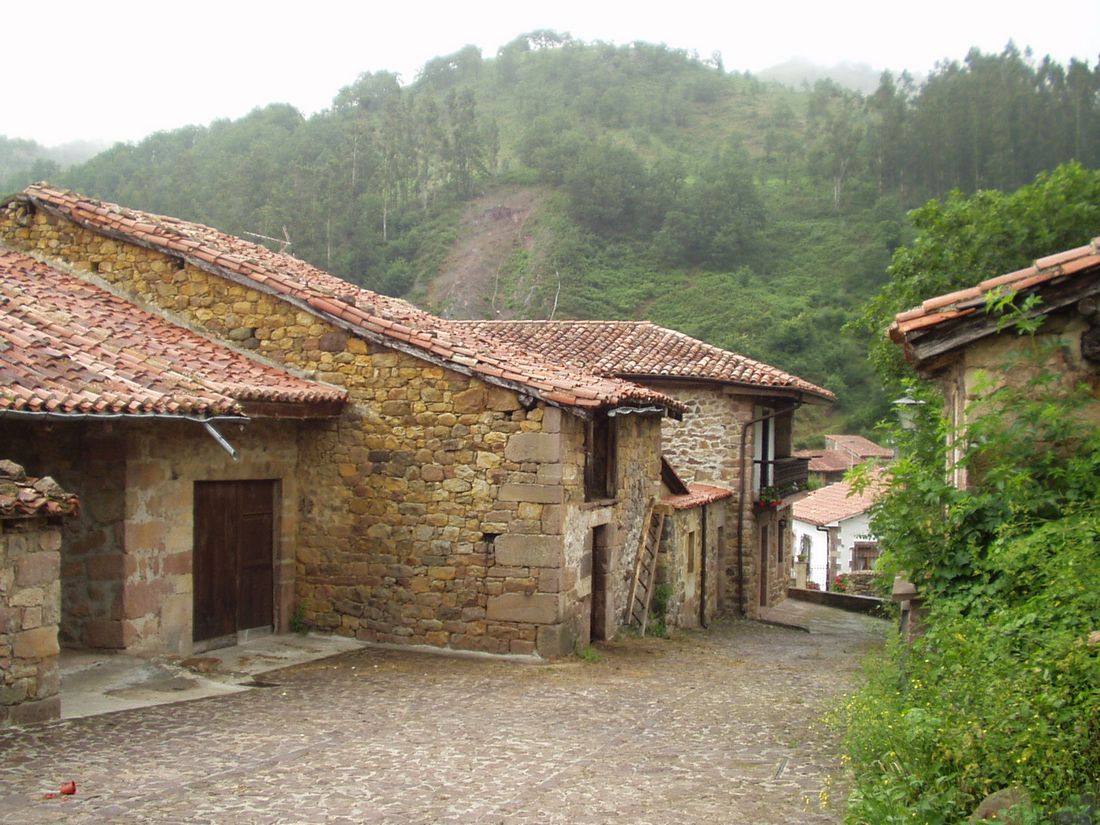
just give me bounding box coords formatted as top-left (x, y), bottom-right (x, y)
top-left (841, 316), bottom-right (1100, 822)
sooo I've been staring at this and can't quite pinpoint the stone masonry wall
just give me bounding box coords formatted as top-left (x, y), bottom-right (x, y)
top-left (559, 413), bottom-right (661, 651)
top-left (659, 501), bottom-right (725, 629)
top-left (1, 424), bottom-right (126, 648)
top-left (0, 420), bottom-right (302, 655)
top-left (0, 518), bottom-right (62, 726)
top-left (123, 420), bottom-right (302, 654)
top-left (653, 382), bottom-right (791, 617)
top-left (0, 205), bottom-right (660, 656)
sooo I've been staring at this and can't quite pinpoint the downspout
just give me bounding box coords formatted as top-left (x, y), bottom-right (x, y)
top-left (736, 402), bottom-right (801, 617)
top-left (699, 504), bottom-right (709, 629)
top-left (0, 410), bottom-right (247, 461)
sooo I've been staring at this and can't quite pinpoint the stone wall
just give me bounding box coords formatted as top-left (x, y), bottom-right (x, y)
top-left (652, 381), bottom-right (793, 617)
top-left (0, 426), bottom-right (126, 648)
top-left (0, 420), bottom-right (302, 655)
top-left (0, 518), bottom-right (62, 726)
top-left (658, 501), bottom-right (725, 629)
top-left (0, 204), bottom-right (665, 657)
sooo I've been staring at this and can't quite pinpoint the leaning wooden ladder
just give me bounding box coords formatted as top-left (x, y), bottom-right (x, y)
top-left (627, 501), bottom-right (666, 634)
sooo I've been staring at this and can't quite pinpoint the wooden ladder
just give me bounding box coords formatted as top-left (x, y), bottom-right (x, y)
top-left (627, 501), bottom-right (666, 634)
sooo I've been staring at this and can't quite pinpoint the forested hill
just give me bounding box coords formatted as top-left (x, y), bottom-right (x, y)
top-left (6, 34), bottom-right (1099, 434)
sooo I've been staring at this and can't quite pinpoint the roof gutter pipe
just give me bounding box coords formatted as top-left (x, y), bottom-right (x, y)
top-left (736, 402), bottom-right (800, 617)
top-left (0, 410), bottom-right (247, 461)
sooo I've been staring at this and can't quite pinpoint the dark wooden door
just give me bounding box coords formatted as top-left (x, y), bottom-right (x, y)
top-left (193, 481), bottom-right (275, 642)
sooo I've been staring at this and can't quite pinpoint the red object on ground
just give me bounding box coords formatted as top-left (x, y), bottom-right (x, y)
top-left (59, 781), bottom-right (76, 795)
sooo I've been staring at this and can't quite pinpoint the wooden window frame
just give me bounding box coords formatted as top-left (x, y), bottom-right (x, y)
top-left (584, 413), bottom-right (616, 501)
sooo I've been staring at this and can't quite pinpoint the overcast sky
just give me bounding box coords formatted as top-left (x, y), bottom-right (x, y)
top-left (5, 0), bottom-right (1098, 147)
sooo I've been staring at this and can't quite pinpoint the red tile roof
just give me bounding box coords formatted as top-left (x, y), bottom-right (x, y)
top-left (13, 186), bottom-right (682, 416)
top-left (825, 434), bottom-right (894, 460)
top-left (792, 449), bottom-right (860, 474)
top-left (662, 483), bottom-right (733, 511)
top-left (0, 249), bottom-right (346, 418)
top-left (451, 320), bottom-right (834, 401)
top-left (792, 478), bottom-right (884, 527)
top-left (0, 460), bottom-right (78, 519)
top-left (889, 236), bottom-right (1100, 346)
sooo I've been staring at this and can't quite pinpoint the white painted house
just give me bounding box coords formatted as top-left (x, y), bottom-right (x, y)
top-left (791, 480), bottom-right (880, 590)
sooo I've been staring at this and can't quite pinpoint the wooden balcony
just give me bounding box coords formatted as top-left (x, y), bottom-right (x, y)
top-left (757, 456), bottom-right (810, 494)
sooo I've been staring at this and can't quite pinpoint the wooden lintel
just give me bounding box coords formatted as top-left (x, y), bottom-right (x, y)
top-left (907, 276), bottom-right (1100, 367)
top-left (240, 400), bottom-right (346, 419)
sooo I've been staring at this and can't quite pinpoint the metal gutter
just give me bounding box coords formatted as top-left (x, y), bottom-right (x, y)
top-left (0, 409), bottom-right (248, 461)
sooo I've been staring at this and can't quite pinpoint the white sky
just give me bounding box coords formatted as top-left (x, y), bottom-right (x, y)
top-left (5, 0), bottom-right (1098, 147)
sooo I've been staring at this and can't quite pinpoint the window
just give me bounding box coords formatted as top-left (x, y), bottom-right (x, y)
top-left (752, 407), bottom-right (776, 494)
top-left (584, 413), bottom-right (616, 501)
top-left (852, 541), bottom-right (880, 571)
top-left (686, 530), bottom-right (697, 573)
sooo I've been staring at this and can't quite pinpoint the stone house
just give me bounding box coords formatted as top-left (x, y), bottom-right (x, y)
top-left (655, 459), bottom-right (731, 628)
top-left (0, 460), bottom-right (78, 726)
top-left (794, 434), bottom-right (893, 485)
top-left (791, 479), bottom-right (881, 590)
top-left (1, 185), bottom-right (692, 658)
top-left (1, 246), bottom-right (347, 655)
top-left (889, 235), bottom-right (1100, 489)
top-left (454, 321), bottom-right (835, 618)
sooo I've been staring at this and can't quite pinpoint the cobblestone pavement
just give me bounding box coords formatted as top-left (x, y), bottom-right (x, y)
top-left (0, 607), bottom-right (885, 824)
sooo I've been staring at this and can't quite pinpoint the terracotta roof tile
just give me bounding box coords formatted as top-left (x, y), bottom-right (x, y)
top-left (662, 483), bottom-right (733, 511)
top-left (890, 236), bottom-right (1100, 343)
top-left (792, 477), bottom-right (885, 526)
top-left (17, 186), bottom-right (680, 416)
top-left (824, 434), bottom-right (894, 459)
top-left (0, 459), bottom-right (78, 519)
top-left (450, 320), bottom-right (835, 401)
top-left (0, 248), bottom-right (346, 419)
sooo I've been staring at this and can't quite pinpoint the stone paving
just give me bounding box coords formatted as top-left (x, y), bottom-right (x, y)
top-left (0, 605), bottom-right (885, 824)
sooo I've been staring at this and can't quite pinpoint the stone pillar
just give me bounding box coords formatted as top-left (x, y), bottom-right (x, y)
top-left (1, 520), bottom-right (63, 726)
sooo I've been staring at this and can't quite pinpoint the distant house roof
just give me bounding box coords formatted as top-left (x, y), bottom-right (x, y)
top-left (825, 434), bottom-right (893, 460)
top-left (9, 186), bottom-right (682, 417)
top-left (0, 249), bottom-right (346, 419)
top-left (793, 449), bottom-right (859, 474)
top-left (451, 320), bottom-right (835, 402)
top-left (662, 483), bottom-right (733, 511)
top-left (792, 478), bottom-right (883, 527)
top-left (889, 236), bottom-right (1100, 370)
top-left (0, 459), bottom-right (78, 519)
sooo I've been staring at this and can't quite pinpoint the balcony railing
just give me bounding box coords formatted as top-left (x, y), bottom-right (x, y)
top-left (754, 456), bottom-right (810, 494)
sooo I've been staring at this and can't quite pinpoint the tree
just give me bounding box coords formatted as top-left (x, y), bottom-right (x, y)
top-left (852, 162), bottom-right (1100, 386)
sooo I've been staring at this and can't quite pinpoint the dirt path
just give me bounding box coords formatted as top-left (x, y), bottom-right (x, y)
top-left (0, 607), bottom-right (884, 824)
top-left (424, 186), bottom-right (544, 320)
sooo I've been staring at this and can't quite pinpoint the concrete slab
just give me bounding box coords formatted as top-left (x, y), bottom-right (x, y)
top-left (60, 632), bottom-right (366, 720)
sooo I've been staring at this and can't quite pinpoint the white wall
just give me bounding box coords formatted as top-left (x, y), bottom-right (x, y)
top-left (837, 512), bottom-right (874, 575)
top-left (792, 517), bottom-right (830, 589)
top-left (793, 512), bottom-right (876, 589)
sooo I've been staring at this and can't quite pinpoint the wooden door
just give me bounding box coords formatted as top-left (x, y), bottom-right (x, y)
top-left (193, 481), bottom-right (275, 642)
top-left (590, 525), bottom-right (610, 641)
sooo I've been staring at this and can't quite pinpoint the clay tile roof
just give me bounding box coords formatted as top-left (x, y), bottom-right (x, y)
top-left (889, 235), bottom-right (1100, 347)
top-left (0, 459), bottom-right (78, 519)
top-left (825, 434), bottom-right (894, 460)
top-left (662, 483), bottom-right (733, 511)
top-left (450, 320), bottom-right (834, 401)
top-left (0, 248), bottom-right (347, 419)
top-left (793, 449), bottom-right (859, 473)
top-left (16, 186), bottom-right (680, 415)
top-left (792, 477), bottom-right (885, 526)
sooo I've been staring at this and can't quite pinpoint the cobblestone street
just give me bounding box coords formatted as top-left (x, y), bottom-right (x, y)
top-left (0, 606), bottom-right (884, 824)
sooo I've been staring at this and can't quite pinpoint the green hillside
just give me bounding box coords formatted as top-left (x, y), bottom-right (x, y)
top-left (6, 34), bottom-right (1098, 436)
